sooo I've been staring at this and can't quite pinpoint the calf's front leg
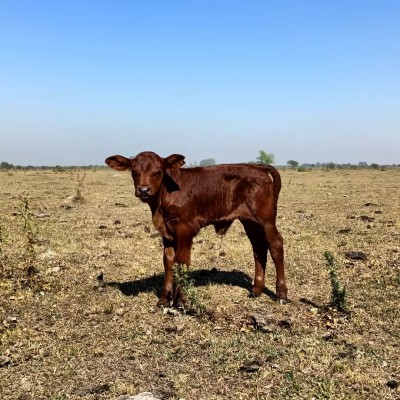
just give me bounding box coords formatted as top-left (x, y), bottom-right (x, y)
top-left (158, 229), bottom-right (194, 308)
top-left (173, 230), bottom-right (194, 307)
top-left (158, 239), bottom-right (175, 308)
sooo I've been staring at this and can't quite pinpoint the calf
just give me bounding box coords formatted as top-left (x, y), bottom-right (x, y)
top-left (105, 151), bottom-right (287, 307)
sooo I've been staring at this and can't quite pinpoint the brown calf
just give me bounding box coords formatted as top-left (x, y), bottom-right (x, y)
top-left (105, 151), bottom-right (287, 307)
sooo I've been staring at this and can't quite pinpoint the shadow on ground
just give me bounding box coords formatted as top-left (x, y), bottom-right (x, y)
top-left (107, 268), bottom-right (278, 300)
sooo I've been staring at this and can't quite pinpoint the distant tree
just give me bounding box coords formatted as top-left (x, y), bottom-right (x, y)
top-left (371, 163), bottom-right (380, 170)
top-left (358, 161), bottom-right (368, 168)
top-left (0, 161), bottom-right (14, 169)
top-left (199, 158), bottom-right (216, 167)
top-left (256, 150), bottom-right (274, 165)
top-left (287, 160), bottom-right (299, 169)
top-left (326, 162), bottom-right (336, 169)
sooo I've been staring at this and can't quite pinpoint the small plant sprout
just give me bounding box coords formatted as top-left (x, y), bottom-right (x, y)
top-left (72, 170), bottom-right (86, 202)
top-left (173, 264), bottom-right (205, 314)
top-left (0, 220), bottom-right (3, 254)
top-left (18, 193), bottom-right (38, 268)
top-left (324, 251), bottom-right (348, 312)
top-left (0, 220), bottom-right (4, 275)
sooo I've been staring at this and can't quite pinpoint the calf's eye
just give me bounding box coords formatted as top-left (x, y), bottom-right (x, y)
top-left (153, 170), bottom-right (162, 177)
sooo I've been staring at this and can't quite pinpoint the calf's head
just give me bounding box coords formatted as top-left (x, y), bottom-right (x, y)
top-left (105, 151), bottom-right (185, 202)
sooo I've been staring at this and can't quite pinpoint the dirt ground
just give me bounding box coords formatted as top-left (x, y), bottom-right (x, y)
top-left (1, 167), bottom-right (399, 399)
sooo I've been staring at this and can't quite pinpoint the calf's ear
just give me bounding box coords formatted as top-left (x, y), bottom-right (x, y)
top-left (164, 154), bottom-right (185, 169)
top-left (105, 155), bottom-right (131, 171)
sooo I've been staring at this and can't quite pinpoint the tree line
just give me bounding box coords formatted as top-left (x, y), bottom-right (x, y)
top-left (0, 162), bottom-right (105, 171)
top-left (193, 151), bottom-right (398, 170)
top-left (1, 153), bottom-right (399, 171)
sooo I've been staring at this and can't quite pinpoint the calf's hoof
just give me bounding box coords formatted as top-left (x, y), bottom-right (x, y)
top-left (276, 284), bottom-right (288, 304)
top-left (173, 294), bottom-right (186, 308)
top-left (251, 287), bottom-right (263, 297)
top-left (157, 297), bottom-right (172, 308)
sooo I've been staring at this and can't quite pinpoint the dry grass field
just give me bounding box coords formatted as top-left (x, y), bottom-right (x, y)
top-left (1, 167), bottom-right (399, 400)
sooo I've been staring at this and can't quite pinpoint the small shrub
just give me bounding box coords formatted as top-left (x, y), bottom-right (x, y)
top-left (324, 251), bottom-right (348, 312)
top-left (297, 166), bottom-right (310, 172)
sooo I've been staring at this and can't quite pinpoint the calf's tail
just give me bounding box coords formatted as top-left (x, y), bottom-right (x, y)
top-left (263, 165), bottom-right (281, 212)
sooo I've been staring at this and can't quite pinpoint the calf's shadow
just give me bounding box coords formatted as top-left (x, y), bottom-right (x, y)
top-left (107, 268), bottom-right (277, 300)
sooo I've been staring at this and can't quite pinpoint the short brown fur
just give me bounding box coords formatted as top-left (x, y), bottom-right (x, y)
top-left (106, 151), bottom-right (287, 307)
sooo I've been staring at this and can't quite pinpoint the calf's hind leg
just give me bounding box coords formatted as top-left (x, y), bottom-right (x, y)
top-left (264, 223), bottom-right (287, 302)
top-left (241, 220), bottom-right (268, 297)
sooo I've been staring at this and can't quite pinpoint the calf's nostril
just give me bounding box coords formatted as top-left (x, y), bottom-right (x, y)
top-left (138, 186), bottom-right (150, 194)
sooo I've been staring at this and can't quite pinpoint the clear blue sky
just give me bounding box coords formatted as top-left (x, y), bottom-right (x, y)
top-left (1, 0), bottom-right (399, 166)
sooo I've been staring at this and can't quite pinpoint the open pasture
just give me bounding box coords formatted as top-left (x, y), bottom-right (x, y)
top-left (0, 168), bottom-right (399, 399)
